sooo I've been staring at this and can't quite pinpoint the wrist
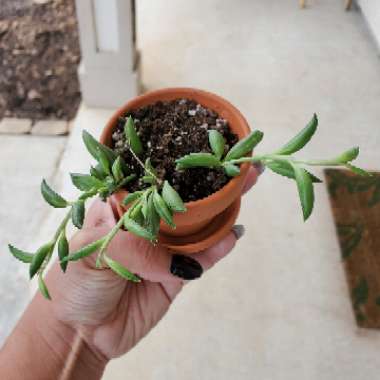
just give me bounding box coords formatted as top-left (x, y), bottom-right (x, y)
top-left (36, 295), bottom-right (109, 378)
top-left (39, 316), bottom-right (107, 377)
top-left (0, 291), bottom-right (108, 380)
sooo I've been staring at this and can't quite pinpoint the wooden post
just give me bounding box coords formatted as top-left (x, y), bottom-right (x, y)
top-left (75, 0), bottom-right (140, 108)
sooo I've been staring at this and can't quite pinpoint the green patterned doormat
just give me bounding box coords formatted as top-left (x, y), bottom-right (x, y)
top-left (325, 169), bottom-right (380, 329)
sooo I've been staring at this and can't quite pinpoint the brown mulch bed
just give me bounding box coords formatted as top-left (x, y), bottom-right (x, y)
top-left (0, 0), bottom-right (81, 121)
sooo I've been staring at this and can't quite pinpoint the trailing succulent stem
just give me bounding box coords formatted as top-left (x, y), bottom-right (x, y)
top-left (9, 117), bottom-right (186, 298)
top-left (9, 113), bottom-right (369, 300)
top-left (176, 113), bottom-right (370, 221)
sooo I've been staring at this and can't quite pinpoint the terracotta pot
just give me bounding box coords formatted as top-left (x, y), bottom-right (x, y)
top-left (100, 88), bottom-right (251, 253)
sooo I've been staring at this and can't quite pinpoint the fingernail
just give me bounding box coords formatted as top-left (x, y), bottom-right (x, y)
top-left (232, 224), bottom-right (245, 240)
top-left (253, 162), bottom-right (265, 175)
top-left (170, 254), bottom-right (203, 280)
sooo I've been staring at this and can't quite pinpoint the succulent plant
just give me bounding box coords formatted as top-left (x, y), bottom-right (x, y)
top-left (9, 114), bottom-right (369, 299)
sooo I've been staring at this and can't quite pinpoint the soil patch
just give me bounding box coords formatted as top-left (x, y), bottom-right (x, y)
top-left (0, 0), bottom-right (81, 121)
top-left (112, 98), bottom-right (238, 202)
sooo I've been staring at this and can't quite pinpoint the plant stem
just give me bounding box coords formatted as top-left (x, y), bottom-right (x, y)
top-left (227, 156), bottom-right (264, 165)
top-left (95, 216), bottom-right (125, 268)
top-left (228, 154), bottom-right (345, 168)
top-left (226, 154), bottom-right (282, 165)
top-left (40, 189), bottom-right (101, 275)
top-left (38, 209), bottom-right (72, 275)
top-left (292, 159), bottom-right (341, 166)
top-left (53, 209), bottom-right (72, 242)
top-left (128, 148), bottom-right (162, 185)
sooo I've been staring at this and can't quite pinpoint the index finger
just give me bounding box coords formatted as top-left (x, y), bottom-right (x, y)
top-left (242, 164), bottom-right (263, 195)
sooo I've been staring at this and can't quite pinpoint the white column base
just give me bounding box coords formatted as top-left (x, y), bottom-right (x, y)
top-left (78, 53), bottom-right (141, 109)
top-left (75, 0), bottom-right (140, 108)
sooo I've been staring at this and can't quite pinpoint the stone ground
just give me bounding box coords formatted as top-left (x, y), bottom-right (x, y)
top-left (105, 1), bottom-right (380, 380)
top-left (1, 1), bottom-right (380, 379)
top-left (0, 135), bottom-right (66, 343)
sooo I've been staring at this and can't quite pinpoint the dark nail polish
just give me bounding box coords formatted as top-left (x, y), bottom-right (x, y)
top-left (232, 224), bottom-right (245, 240)
top-left (253, 162), bottom-right (265, 175)
top-left (170, 254), bottom-right (203, 280)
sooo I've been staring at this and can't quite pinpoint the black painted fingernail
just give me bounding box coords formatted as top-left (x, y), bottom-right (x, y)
top-left (170, 254), bottom-right (203, 280)
top-left (232, 224), bottom-right (245, 240)
top-left (253, 162), bottom-right (265, 175)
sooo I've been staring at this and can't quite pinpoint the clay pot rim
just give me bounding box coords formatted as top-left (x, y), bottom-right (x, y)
top-left (100, 87), bottom-right (251, 208)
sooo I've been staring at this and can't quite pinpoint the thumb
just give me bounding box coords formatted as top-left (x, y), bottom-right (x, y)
top-left (83, 198), bottom-right (117, 229)
top-left (106, 231), bottom-right (177, 283)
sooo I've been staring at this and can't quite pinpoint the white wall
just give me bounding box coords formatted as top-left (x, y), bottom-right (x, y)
top-left (93, 0), bottom-right (119, 52)
top-left (75, 0), bottom-right (140, 108)
top-left (358, 0), bottom-right (380, 51)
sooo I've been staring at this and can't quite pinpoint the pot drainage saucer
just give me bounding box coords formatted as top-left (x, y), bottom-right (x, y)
top-left (158, 198), bottom-right (241, 254)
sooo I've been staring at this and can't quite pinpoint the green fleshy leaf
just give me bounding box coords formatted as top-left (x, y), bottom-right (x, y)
top-left (58, 233), bottom-right (69, 272)
top-left (122, 191), bottom-right (143, 206)
top-left (65, 238), bottom-right (104, 262)
top-left (72, 200), bottom-right (85, 229)
top-left (90, 164), bottom-right (107, 180)
top-left (223, 163), bottom-right (241, 177)
top-left (267, 161), bottom-right (322, 183)
top-left (345, 163), bottom-right (371, 177)
top-left (97, 148), bottom-right (111, 175)
top-left (112, 156), bottom-right (124, 182)
top-left (145, 192), bottom-right (160, 236)
top-left (153, 189), bottom-right (175, 228)
top-left (38, 274), bottom-right (51, 300)
top-left (336, 147), bottom-right (359, 163)
top-left (208, 130), bottom-right (225, 160)
top-left (124, 116), bottom-right (143, 156)
top-left (82, 130), bottom-right (116, 163)
top-left (276, 114), bottom-right (318, 155)
top-left (70, 173), bottom-right (103, 192)
top-left (41, 179), bottom-right (68, 208)
top-left (292, 165), bottom-right (314, 221)
top-left (30, 243), bottom-right (53, 279)
top-left (144, 158), bottom-right (157, 177)
top-left (141, 189), bottom-right (151, 218)
top-left (124, 216), bottom-right (156, 241)
top-left (104, 255), bottom-right (141, 282)
top-left (119, 156), bottom-right (130, 175)
top-left (162, 181), bottom-right (186, 212)
top-left (8, 244), bottom-right (33, 263)
top-left (142, 175), bottom-right (155, 184)
top-left (308, 147), bottom-right (361, 167)
top-left (224, 130), bottom-right (264, 161)
top-left (79, 188), bottom-right (99, 201)
top-left (176, 153), bottom-right (221, 169)
top-left (129, 203), bottom-right (144, 225)
top-left (118, 174), bottom-right (136, 188)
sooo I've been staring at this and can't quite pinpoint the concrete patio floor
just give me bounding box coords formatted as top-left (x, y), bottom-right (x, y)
top-left (105, 1), bottom-right (380, 379)
top-left (0, 0), bottom-right (380, 379)
top-left (0, 135), bottom-right (66, 343)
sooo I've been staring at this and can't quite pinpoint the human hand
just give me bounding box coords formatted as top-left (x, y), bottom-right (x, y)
top-left (46, 166), bottom-right (260, 362)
